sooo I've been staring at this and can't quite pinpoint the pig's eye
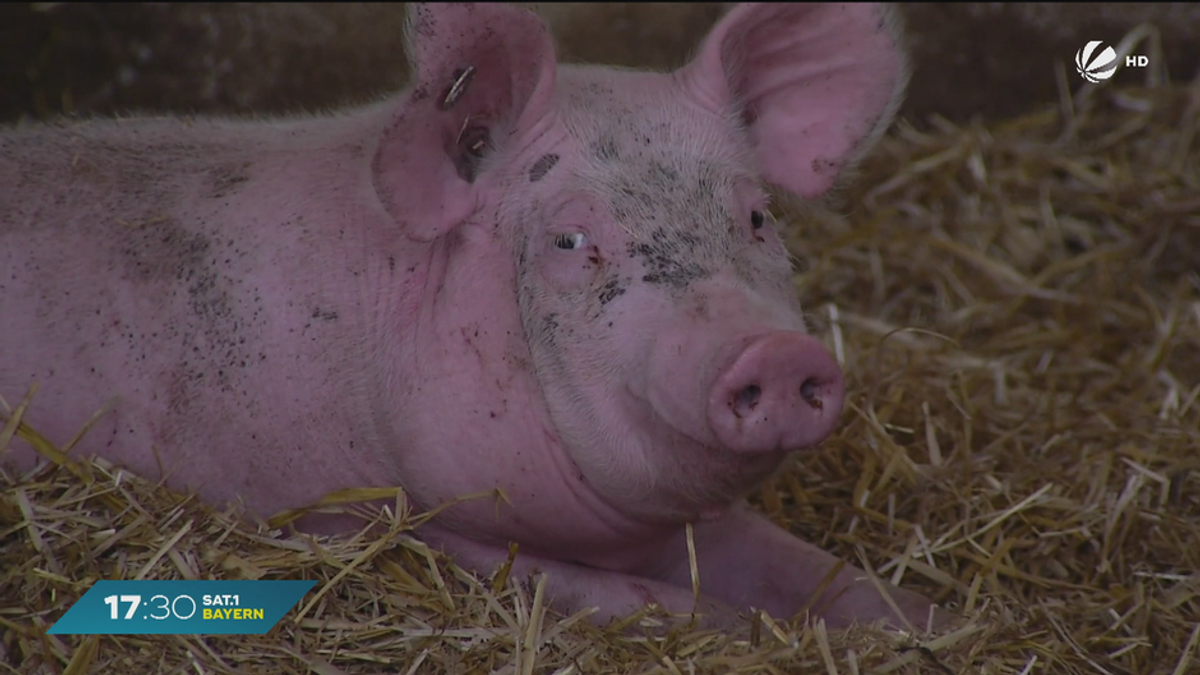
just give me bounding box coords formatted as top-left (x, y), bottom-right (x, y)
top-left (553, 232), bottom-right (588, 250)
top-left (750, 210), bottom-right (766, 230)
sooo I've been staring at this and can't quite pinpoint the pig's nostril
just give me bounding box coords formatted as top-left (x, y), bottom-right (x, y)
top-left (731, 384), bottom-right (762, 418)
top-left (800, 378), bottom-right (822, 410)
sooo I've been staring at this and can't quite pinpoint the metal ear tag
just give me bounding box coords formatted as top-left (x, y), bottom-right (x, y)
top-left (440, 66), bottom-right (476, 111)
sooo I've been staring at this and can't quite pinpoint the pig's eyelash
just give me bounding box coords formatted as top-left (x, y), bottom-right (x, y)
top-left (553, 232), bottom-right (589, 250)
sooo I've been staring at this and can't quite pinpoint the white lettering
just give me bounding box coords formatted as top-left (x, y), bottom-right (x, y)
top-left (203, 594), bottom-right (238, 606)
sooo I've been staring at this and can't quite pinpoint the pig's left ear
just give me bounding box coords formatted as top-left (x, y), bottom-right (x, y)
top-left (680, 3), bottom-right (908, 199)
top-left (374, 3), bottom-right (557, 242)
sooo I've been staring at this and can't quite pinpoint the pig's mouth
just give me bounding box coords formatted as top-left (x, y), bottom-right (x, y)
top-left (592, 393), bottom-right (799, 523)
top-left (666, 427), bottom-right (793, 504)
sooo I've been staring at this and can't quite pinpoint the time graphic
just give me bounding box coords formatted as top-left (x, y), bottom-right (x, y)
top-left (49, 580), bottom-right (315, 635)
top-left (102, 593), bottom-right (264, 622)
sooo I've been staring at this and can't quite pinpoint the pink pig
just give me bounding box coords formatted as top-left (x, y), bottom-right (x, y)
top-left (1, 3), bottom-right (946, 629)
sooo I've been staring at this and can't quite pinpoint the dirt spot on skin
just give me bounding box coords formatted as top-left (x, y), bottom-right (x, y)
top-left (598, 277), bottom-right (625, 305)
top-left (583, 82), bottom-right (613, 99)
top-left (206, 161), bottom-right (251, 199)
top-left (592, 137), bottom-right (619, 162)
top-left (118, 217), bottom-right (210, 283)
top-left (410, 6), bottom-right (437, 39)
top-left (311, 307), bottom-right (339, 322)
top-left (811, 155), bottom-right (841, 177)
top-left (540, 313), bottom-right (560, 345)
top-left (646, 161), bottom-right (680, 183)
top-left (185, 264), bottom-right (239, 370)
top-left (627, 227), bottom-right (710, 289)
top-left (528, 153), bottom-right (559, 183)
top-left (133, 223), bottom-right (263, 404)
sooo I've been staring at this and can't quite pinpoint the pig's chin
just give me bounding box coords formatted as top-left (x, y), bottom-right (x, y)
top-left (655, 429), bottom-right (789, 519)
top-left (562, 389), bottom-right (794, 525)
top-left (588, 421), bottom-right (791, 526)
top-left (547, 380), bottom-right (791, 525)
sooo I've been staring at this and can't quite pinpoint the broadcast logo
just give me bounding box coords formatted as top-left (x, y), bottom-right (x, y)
top-left (1075, 40), bottom-right (1149, 83)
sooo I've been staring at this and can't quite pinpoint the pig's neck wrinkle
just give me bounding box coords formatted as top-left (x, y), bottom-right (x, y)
top-left (556, 436), bottom-right (679, 538)
top-left (483, 435), bottom-right (685, 573)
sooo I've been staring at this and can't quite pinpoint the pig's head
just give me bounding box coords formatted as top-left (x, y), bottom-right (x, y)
top-left (376, 3), bottom-right (907, 524)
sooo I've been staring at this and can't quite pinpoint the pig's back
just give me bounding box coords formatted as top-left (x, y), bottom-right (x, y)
top-left (0, 115), bottom-right (376, 499)
top-left (1, 121), bottom-right (270, 465)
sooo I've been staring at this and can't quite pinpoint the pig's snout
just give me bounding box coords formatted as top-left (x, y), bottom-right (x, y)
top-left (707, 333), bottom-right (845, 453)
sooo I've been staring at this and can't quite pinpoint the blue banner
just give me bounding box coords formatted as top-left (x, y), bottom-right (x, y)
top-left (47, 580), bottom-right (317, 635)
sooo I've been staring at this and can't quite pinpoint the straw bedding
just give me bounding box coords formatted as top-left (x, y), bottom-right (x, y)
top-left (2, 75), bottom-right (1198, 674)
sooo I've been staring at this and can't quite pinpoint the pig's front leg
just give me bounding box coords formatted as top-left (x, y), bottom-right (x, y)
top-left (661, 503), bottom-right (949, 631)
top-left (417, 528), bottom-right (743, 630)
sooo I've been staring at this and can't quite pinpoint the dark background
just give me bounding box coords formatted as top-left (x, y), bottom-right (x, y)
top-left (1, 3), bottom-right (1196, 125)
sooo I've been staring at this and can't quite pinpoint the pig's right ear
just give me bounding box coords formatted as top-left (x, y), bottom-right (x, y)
top-left (373, 3), bottom-right (557, 242)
